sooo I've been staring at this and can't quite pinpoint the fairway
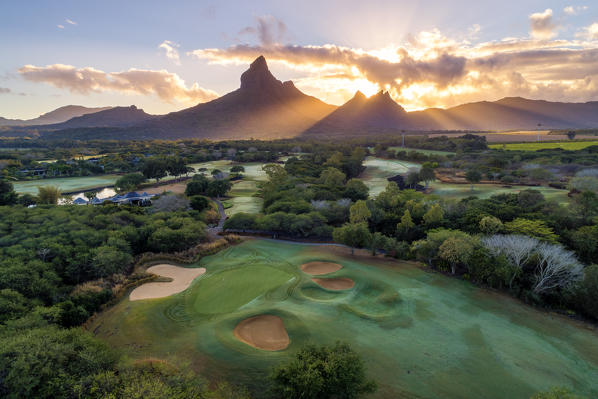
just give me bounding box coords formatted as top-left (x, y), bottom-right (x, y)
top-left (360, 157), bottom-right (420, 196)
top-left (90, 239), bottom-right (598, 399)
top-left (13, 174), bottom-right (120, 195)
top-left (489, 141), bottom-right (598, 151)
top-left (428, 182), bottom-right (570, 203)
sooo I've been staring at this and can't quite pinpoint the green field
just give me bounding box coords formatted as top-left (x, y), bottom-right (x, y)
top-left (90, 239), bottom-right (598, 399)
top-left (12, 174), bottom-right (120, 195)
top-left (489, 141), bottom-right (598, 151)
top-left (428, 182), bottom-right (570, 203)
top-left (360, 157), bottom-right (420, 196)
top-left (388, 147), bottom-right (456, 156)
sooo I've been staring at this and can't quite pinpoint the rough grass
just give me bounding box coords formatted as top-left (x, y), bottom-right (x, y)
top-left (489, 141), bottom-right (598, 151)
top-left (90, 239), bottom-right (598, 399)
top-left (428, 182), bottom-right (570, 203)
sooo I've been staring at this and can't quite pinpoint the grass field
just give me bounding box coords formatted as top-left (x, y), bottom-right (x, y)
top-left (489, 141), bottom-right (598, 151)
top-left (89, 239), bottom-right (598, 399)
top-left (428, 182), bottom-right (570, 203)
top-left (360, 157), bottom-right (420, 196)
top-left (389, 147), bottom-right (456, 156)
top-left (13, 174), bottom-right (120, 195)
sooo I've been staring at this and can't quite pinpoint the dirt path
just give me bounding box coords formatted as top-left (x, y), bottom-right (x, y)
top-left (207, 198), bottom-right (227, 240)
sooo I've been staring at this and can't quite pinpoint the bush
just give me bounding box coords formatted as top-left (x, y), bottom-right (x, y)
top-left (189, 195), bottom-right (209, 212)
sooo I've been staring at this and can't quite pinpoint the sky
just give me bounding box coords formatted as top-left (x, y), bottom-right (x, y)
top-left (1, 0), bottom-right (597, 119)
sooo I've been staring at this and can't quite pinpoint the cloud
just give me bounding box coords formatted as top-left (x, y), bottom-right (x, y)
top-left (57, 24), bottom-right (64, 29)
top-left (66, 19), bottom-right (77, 25)
top-left (18, 64), bottom-right (218, 103)
top-left (578, 23), bottom-right (598, 40)
top-left (529, 9), bottom-right (558, 39)
top-left (564, 6), bottom-right (588, 16)
top-left (0, 87), bottom-right (10, 94)
top-left (159, 40), bottom-right (181, 65)
top-left (238, 15), bottom-right (288, 46)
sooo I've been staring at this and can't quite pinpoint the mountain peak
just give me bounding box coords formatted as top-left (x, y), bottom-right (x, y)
top-left (240, 55), bottom-right (279, 91)
top-left (352, 91), bottom-right (366, 100)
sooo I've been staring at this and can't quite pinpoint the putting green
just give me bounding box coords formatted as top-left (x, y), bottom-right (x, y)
top-left (89, 240), bottom-right (598, 399)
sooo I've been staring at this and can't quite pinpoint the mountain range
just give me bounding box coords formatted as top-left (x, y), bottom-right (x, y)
top-left (2, 56), bottom-right (598, 140)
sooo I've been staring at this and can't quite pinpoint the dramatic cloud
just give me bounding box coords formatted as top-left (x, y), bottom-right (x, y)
top-left (530, 9), bottom-right (558, 39)
top-left (18, 64), bottom-right (218, 103)
top-left (159, 40), bottom-right (181, 65)
top-left (191, 20), bottom-right (598, 110)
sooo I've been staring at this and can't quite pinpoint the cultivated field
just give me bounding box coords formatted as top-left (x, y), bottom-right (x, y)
top-left (489, 141), bottom-right (598, 151)
top-left (90, 239), bottom-right (598, 399)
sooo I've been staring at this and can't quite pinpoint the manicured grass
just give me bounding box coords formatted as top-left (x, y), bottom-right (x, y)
top-left (489, 141), bottom-right (598, 151)
top-left (360, 157), bottom-right (420, 196)
top-left (428, 182), bottom-right (570, 203)
top-left (388, 147), bottom-right (455, 156)
top-left (90, 239), bottom-right (598, 399)
top-left (13, 174), bottom-right (120, 195)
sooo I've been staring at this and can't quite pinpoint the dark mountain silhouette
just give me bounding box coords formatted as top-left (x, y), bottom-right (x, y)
top-left (130, 55), bottom-right (335, 140)
top-left (45, 105), bottom-right (155, 129)
top-left (0, 105), bottom-right (112, 127)
top-left (303, 90), bottom-right (411, 136)
top-left (409, 97), bottom-right (598, 131)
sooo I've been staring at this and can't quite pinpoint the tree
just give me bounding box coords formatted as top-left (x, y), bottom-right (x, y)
top-left (504, 218), bottom-right (559, 243)
top-left (566, 131), bottom-right (576, 140)
top-left (406, 170), bottom-right (421, 188)
top-left (230, 165), bottom-right (245, 174)
top-left (481, 234), bottom-right (538, 288)
top-left (419, 165), bottom-right (436, 189)
top-left (320, 167), bottom-right (346, 188)
top-left (479, 216), bottom-right (503, 234)
top-left (115, 173), bottom-right (146, 192)
top-left (142, 158), bottom-right (167, 182)
top-left (369, 232), bottom-right (388, 256)
top-left (185, 175), bottom-right (209, 196)
top-left (576, 264), bottom-right (598, 320)
top-left (84, 190), bottom-right (98, 203)
top-left (0, 179), bottom-right (18, 205)
top-left (397, 209), bottom-right (414, 235)
top-left (532, 242), bottom-right (584, 295)
top-left (224, 212), bottom-right (257, 232)
top-left (344, 179), bottom-right (369, 201)
top-left (150, 194), bottom-right (190, 213)
top-left (572, 191), bottom-right (598, 219)
top-left (333, 223), bottom-right (372, 255)
top-left (349, 200), bottom-right (371, 223)
top-left (165, 156), bottom-right (187, 179)
top-left (439, 236), bottom-right (473, 274)
top-left (271, 342), bottom-right (377, 399)
top-left (465, 169), bottom-right (482, 192)
top-left (423, 203), bottom-right (444, 225)
top-left (206, 180), bottom-right (231, 198)
top-left (189, 195), bottom-right (209, 212)
top-left (37, 186), bottom-right (61, 205)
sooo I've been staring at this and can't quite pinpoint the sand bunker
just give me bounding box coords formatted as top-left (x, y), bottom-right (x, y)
top-left (300, 261), bottom-right (342, 275)
top-left (129, 264), bottom-right (206, 301)
top-left (233, 315), bottom-right (290, 351)
top-left (312, 277), bottom-right (355, 290)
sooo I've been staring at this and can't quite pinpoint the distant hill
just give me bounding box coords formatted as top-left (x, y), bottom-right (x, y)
top-left (0, 105), bottom-right (112, 127)
top-left (303, 90), bottom-right (411, 136)
top-left (44, 105), bottom-right (156, 129)
top-left (409, 97), bottom-right (598, 131)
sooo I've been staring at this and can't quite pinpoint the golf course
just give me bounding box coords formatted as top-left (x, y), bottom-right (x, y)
top-left (89, 239), bottom-right (598, 399)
